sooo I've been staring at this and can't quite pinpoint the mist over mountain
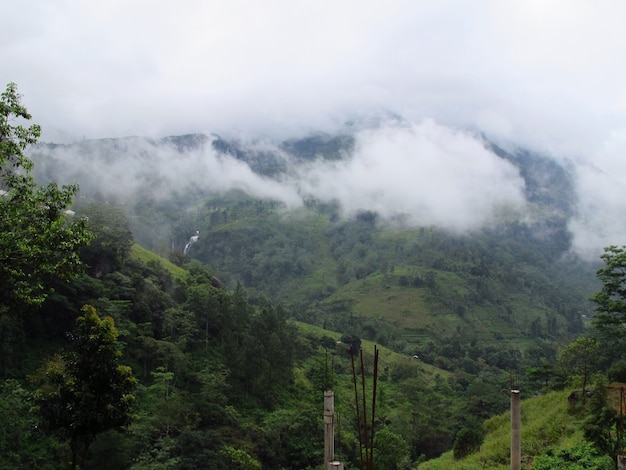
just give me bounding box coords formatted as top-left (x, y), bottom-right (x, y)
top-left (29, 116), bottom-right (621, 261)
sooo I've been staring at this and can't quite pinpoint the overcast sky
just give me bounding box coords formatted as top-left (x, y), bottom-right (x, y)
top-left (3, 1), bottom-right (625, 148)
top-left (4, 0), bottom-right (626, 257)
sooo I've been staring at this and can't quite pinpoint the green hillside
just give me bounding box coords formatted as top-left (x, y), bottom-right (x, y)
top-left (153, 191), bottom-right (596, 361)
top-left (419, 389), bottom-right (582, 469)
top-left (6, 86), bottom-right (626, 469)
top-left (0, 194), bottom-right (614, 469)
top-left (130, 243), bottom-right (188, 280)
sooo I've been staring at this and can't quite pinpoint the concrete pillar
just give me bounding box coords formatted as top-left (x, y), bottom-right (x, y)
top-left (511, 389), bottom-right (521, 470)
top-left (324, 390), bottom-right (335, 470)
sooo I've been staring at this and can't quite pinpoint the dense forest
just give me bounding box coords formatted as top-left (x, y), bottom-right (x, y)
top-left (3, 82), bottom-right (626, 469)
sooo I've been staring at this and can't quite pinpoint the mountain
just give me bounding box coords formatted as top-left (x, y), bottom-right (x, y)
top-left (14, 120), bottom-right (617, 467)
top-left (27, 121), bottom-right (601, 363)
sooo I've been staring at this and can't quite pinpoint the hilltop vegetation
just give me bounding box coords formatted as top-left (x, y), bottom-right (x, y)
top-left (154, 190), bottom-right (594, 360)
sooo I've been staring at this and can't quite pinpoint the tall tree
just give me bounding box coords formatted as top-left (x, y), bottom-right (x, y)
top-left (583, 377), bottom-right (625, 465)
top-left (0, 82), bottom-right (92, 310)
top-left (79, 202), bottom-right (133, 277)
top-left (558, 337), bottom-right (599, 398)
top-left (373, 428), bottom-right (411, 470)
top-left (591, 246), bottom-right (626, 320)
top-left (34, 305), bottom-right (136, 470)
top-left (590, 245), bottom-right (626, 367)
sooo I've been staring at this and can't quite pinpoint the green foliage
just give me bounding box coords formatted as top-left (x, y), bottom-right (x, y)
top-left (453, 418), bottom-right (485, 459)
top-left (526, 358), bottom-right (559, 393)
top-left (80, 202), bottom-right (134, 276)
top-left (218, 446), bottom-right (262, 470)
top-left (373, 427), bottom-right (411, 469)
top-left (160, 190), bottom-right (593, 381)
top-left (590, 245), bottom-right (626, 370)
top-left (131, 243), bottom-right (187, 280)
top-left (262, 406), bottom-right (323, 468)
top-left (0, 379), bottom-right (59, 469)
top-left (583, 378), bottom-right (625, 460)
top-left (532, 441), bottom-right (613, 470)
top-left (238, 303), bottom-right (297, 404)
top-left (590, 246), bottom-right (626, 321)
top-left (607, 359), bottom-right (626, 383)
top-left (558, 337), bottom-right (599, 395)
top-left (34, 305), bottom-right (136, 469)
top-left (0, 82), bottom-right (92, 310)
top-left (420, 390), bottom-right (582, 469)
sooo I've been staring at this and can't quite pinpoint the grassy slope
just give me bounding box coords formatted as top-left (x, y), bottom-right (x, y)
top-left (417, 389), bottom-right (582, 469)
top-left (294, 320), bottom-right (449, 381)
top-left (320, 270), bottom-right (550, 355)
top-left (130, 243), bottom-right (187, 280)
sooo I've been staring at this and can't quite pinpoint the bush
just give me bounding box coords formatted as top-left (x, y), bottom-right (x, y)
top-left (453, 420), bottom-right (485, 459)
top-left (532, 442), bottom-right (613, 470)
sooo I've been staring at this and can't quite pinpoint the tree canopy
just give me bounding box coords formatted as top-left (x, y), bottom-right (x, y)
top-left (0, 82), bottom-right (92, 310)
top-left (34, 305), bottom-right (136, 470)
top-left (590, 245), bottom-right (626, 325)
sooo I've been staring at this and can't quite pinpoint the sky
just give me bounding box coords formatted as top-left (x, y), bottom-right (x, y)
top-left (4, 0), bottom-right (626, 258)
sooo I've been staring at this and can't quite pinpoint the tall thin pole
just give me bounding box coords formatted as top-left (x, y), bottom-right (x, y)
top-left (325, 349), bottom-right (329, 388)
top-left (324, 390), bottom-right (335, 470)
top-left (511, 389), bottom-right (521, 470)
top-left (351, 347), bottom-right (364, 470)
top-left (369, 346), bottom-right (379, 470)
top-left (360, 349), bottom-right (369, 468)
top-left (619, 387), bottom-right (625, 456)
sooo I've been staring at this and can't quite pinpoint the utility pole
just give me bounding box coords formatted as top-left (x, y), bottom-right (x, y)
top-left (511, 372), bottom-right (521, 470)
top-left (324, 347), bottom-right (344, 470)
top-left (324, 390), bottom-right (345, 469)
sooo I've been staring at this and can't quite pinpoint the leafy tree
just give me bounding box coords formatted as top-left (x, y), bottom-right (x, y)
top-left (590, 246), bottom-right (626, 321)
top-left (80, 202), bottom-right (133, 276)
top-left (590, 246), bottom-right (626, 367)
top-left (453, 418), bottom-right (485, 459)
top-left (0, 82), bottom-right (92, 310)
top-left (262, 406), bottom-right (322, 469)
top-left (558, 337), bottom-right (599, 397)
top-left (240, 303), bottom-right (296, 404)
top-left (373, 427), bottom-right (411, 470)
top-left (174, 429), bottom-right (226, 470)
top-left (34, 305), bottom-right (136, 469)
top-left (0, 379), bottom-right (59, 468)
top-left (526, 358), bottom-right (557, 393)
top-left (583, 378), bottom-right (625, 466)
top-left (607, 359), bottom-right (626, 383)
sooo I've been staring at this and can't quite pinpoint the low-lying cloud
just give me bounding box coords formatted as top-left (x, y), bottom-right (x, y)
top-left (31, 118), bottom-right (626, 261)
top-left (568, 163), bottom-right (626, 260)
top-left (293, 121), bottom-right (527, 231)
top-left (32, 120), bottom-right (525, 230)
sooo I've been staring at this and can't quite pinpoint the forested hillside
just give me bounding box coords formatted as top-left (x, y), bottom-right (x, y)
top-left (2, 199), bottom-right (512, 469)
top-left (4, 82), bottom-right (626, 469)
top-left (35, 129), bottom-right (597, 361)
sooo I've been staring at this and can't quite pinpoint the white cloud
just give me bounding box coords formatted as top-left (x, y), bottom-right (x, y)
top-left (38, 120), bottom-right (527, 233)
top-left (6, 0), bottom-right (626, 258)
top-left (294, 120), bottom-right (526, 231)
top-left (569, 164), bottom-right (626, 260)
